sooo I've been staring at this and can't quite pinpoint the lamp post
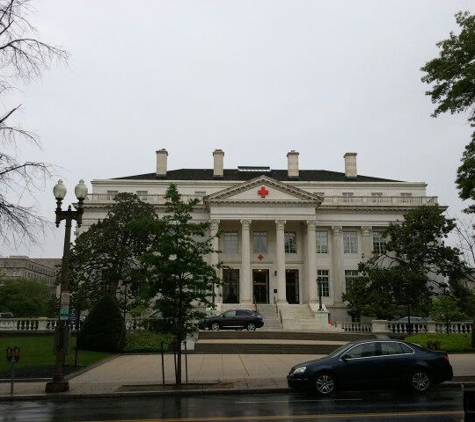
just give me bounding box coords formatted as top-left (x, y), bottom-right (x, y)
top-left (45, 179), bottom-right (87, 393)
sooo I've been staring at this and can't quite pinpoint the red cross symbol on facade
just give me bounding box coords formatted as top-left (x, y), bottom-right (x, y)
top-left (257, 186), bottom-right (269, 198)
top-left (257, 253), bottom-right (264, 261)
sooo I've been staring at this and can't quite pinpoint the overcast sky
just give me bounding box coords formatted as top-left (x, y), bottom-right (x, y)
top-left (3, 0), bottom-right (475, 258)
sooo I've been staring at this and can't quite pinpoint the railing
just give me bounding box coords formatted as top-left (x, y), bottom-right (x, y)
top-left (339, 319), bottom-right (473, 335)
top-left (338, 322), bottom-right (372, 333)
top-left (323, 196), bottom-right (438, 206)
top-left (0, 317), bottom-right (151, 332)
top-left (86, 194), bottom-right (204, 204)
top-left (85, 194), bottom-right (438, 207)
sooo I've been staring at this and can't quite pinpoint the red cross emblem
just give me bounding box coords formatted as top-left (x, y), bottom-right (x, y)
top-left (257, 253), bottom-right (264, 261)
top-left (257, 186), bottom-right (269, 198)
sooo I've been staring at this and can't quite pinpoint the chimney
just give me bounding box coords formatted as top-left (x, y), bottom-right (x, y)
top-left (156, 149), bottom-right (168, 177)
top-left (213, 149), bottom-right (224, 178)
top-left (344, 152), bottom-right (357, 178)
top-left (287, 150), bottom-right (299, 178)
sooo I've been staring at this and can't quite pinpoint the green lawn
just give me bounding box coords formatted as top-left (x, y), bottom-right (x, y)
top-left (0, 336), bottom-right (113, 372)
top-left (404, 333), bottom-right (473, 352)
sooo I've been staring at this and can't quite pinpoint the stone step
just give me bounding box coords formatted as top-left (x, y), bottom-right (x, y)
top-left (198, 330), bottom-right (374, 341)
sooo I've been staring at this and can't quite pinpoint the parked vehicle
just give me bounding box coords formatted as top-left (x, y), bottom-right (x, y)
top-left (287, 339), bottom-right (453, 396)
top-left (397, 316), bottom-right (427, 322)
top-left (199, 309), bottom-right (264, 331)
top-left (0, 312), bottom-right (14, 318)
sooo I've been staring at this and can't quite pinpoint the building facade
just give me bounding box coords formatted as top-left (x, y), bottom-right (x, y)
top-left (0, 256), bottom-right (60, 295)
top-left (80, 149), bottom-right (439, 323)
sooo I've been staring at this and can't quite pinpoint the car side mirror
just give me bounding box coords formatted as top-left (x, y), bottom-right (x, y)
top-left (341, 355), bottom-right (349, 361)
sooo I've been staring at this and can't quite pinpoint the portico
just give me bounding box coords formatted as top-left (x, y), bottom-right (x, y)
top-left (204, 175), bottom-right (323, 307)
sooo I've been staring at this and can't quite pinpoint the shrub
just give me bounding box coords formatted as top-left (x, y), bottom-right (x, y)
top-left (78, 295), bottom-right (126, 353)
top-left (123, 331), bottom-right (174, 353)
top-left (405, 333), bottom-right (472, 352)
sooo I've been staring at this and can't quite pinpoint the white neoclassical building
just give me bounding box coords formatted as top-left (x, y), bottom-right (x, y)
top-left (80, 149), bottom-right (439, 324)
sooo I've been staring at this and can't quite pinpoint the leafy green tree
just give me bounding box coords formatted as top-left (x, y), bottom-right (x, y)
top-left (69, 193), bottom-right (158, 311)
top-left (78, 295), bottom-right (125, 353)
top-left (421, 11), bottom-right (475, 212)
top-left (431, 296), bottom-right (468, 325)
top-left (140, 184), bottom-right (222, 386)
top-left (0, 278), bottom-right (52, 317)
top-left (343, 206), bottom-right (467, 320)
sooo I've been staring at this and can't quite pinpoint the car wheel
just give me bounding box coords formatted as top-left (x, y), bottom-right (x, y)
top-left (409, 370), bottom-right (431, 393)
top-left (246, 322), bottom-right (256, 331)
top-left (211, 322), bottom-right (220, 331)
top-left (315, 373), bottom-right (336, 396)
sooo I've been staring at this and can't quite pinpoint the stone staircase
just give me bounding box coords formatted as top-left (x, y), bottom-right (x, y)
top-left (256, 304), bottom-right (282, 330)
top-left (278, 304), bottom-right (339, 331)
top-left (194, 330), bottom-right (375, 354)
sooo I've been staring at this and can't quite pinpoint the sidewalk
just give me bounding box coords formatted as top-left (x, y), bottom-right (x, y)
top-left (1, 353), bottom-right (474, 399)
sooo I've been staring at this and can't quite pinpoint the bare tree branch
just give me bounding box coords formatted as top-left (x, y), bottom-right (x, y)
top-left (0, 0), bottom-right (68, 248)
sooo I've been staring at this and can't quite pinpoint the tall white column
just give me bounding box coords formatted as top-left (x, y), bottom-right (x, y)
top-left (276, 220), bottom-right (287, 303)
top-left (331, 226), bottom-right (344, 305)
top-left (361, 226), bottom-right (372, 259)
top-left (210, 219), bottom-right (221, 305)
top-left (306, 220), bottom-right (317, 303)
top-left (240, 219), bottom-right (252, 304)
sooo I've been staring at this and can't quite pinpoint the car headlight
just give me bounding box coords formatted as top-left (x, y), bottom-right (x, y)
top-left (292, 366), bottom-right (307, 375)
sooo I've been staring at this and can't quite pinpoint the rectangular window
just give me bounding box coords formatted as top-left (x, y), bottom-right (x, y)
top-left (372, 232), bottom-right (387, 255)
top-left (316, 231), bottom-right (328, 253)
top-left (345, 270), bottom-right (359, 291)
top-left (371, 192), bottom-right (382, 203)
top-left (317, 270), bottom-right (330, 297)
top-left (223, 232), bottom-right (238, 254)
top-left (253, 232), bottom-right (268, 254)
top-left (342, 192), bottom-right (354, 203)
top-left (223, 269), bottom-right (239, 303)
top-left (343, 231), bottom-right (358, 254)
top-left (284, 232), bottom-right (297, 253)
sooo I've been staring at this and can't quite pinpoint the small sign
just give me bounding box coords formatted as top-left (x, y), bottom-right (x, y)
top-left (60, 305), bottom-right (69, 321)
top-left (60, 292), bottom-right (70, 306)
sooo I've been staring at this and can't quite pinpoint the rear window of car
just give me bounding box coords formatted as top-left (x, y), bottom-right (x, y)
top-left (345, 342), bottom-right (378, 359)
top-left (380, 342), bottom-right (404, 355)
top-left (236, 310), bottom-right (250, 316)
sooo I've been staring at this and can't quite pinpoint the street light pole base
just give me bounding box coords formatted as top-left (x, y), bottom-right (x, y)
top-left (45, 380), bottom-right (69, 393)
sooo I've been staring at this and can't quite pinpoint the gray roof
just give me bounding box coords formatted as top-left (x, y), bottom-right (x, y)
top-left (114, 169), bottom-right (401, 182)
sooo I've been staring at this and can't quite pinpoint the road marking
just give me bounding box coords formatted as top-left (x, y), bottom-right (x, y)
top-left (236, 398), bottom-right (363, 403)
top-left (84, 409), bottom-right (464, 422)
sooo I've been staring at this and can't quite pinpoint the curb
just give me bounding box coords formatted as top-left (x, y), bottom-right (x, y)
top-left (0, 380), bottom-right (471, 402)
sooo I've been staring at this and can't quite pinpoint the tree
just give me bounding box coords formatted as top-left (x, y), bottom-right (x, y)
top-left (0, 278), bottom-right (51, 316)
top-left (140, 184), bottom-right (222, 386)
top-left (430, 296), bottom-right (468, 326)
top-left (68, 193), bottom-right (158, 312)
top-left (0, 0), bottom-right (68, 246)
top-left (421, 11), bottom-right (475, 212)
top-left (343, 206), bottom-right (467, 320)
top-left (78, 295), bottom-right (126, 353)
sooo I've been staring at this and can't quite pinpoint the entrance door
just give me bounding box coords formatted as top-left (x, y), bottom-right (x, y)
top-left (286, 270), bottom-right (299, 304)
top-left (253, 270), bottom-right (269, 304)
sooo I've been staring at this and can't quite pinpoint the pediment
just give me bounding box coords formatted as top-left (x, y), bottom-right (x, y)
top-left (204, 176), bottom-right (323, 206)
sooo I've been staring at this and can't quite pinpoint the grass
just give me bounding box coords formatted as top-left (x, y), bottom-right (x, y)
top-left (0, 335), bottom-right (113, 372)
top-left (404, 333), bottom-right (473, 352)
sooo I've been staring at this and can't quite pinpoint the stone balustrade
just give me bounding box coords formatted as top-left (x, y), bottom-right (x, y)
top-left (339, 319), bottom-right (473, 335)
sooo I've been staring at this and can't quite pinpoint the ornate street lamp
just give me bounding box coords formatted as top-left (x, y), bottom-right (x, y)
top-left (45, 179), bottom-right (87, 393)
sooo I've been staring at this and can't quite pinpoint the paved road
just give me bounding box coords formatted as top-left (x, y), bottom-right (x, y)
top-left (0, 388), bottom-right (466, 421)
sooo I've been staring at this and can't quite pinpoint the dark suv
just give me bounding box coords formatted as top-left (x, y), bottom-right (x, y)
top-left (200, 309), bottom-right (264, 331)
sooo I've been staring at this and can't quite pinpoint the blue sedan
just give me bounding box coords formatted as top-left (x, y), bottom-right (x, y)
top-left (287, 339), bottom-right (453, 396)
